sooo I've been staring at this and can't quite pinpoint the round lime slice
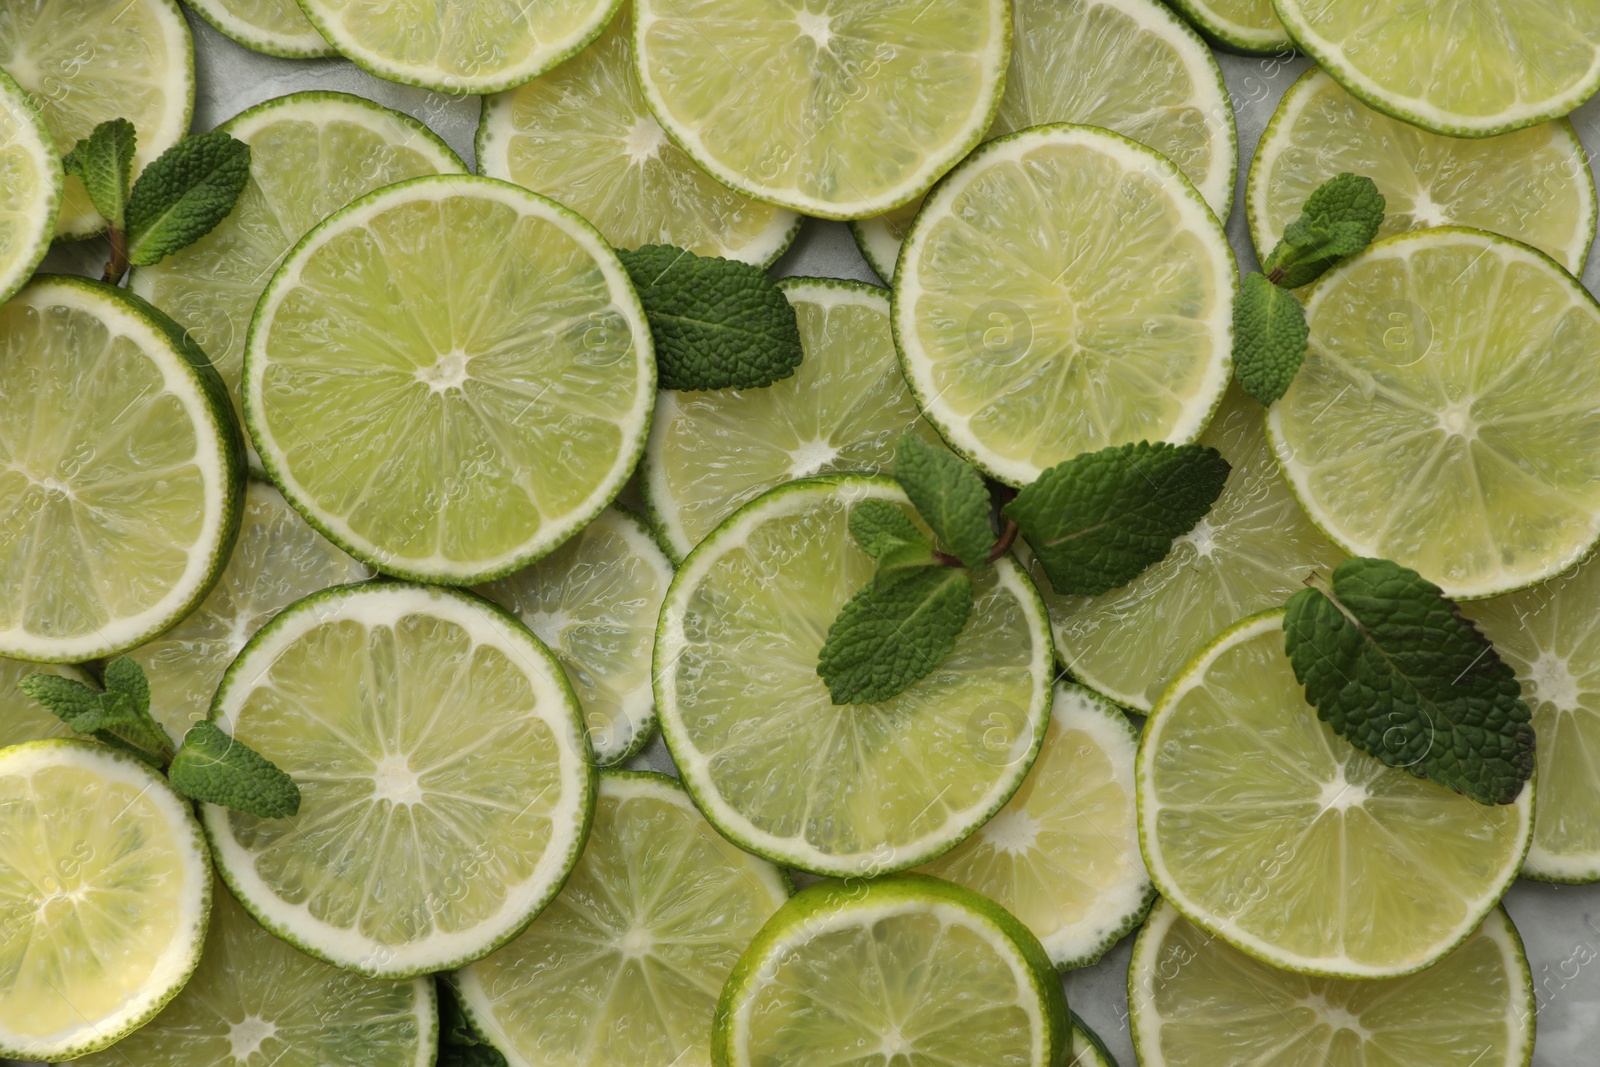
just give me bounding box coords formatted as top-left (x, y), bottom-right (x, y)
top-left (1139, 610), bottom-right (1532, 979)
top-left (1165, 0), bottom-right (1291, 54)
top-left (185, 0), bottom-right (336, 58)
top-left (1268, 227), bottom-right (1600, 600)
top-left (456, 771), bottom-right (789, 1067)
top-left (894, 123), bottom-right (1236, 486)
top-left (0, 739), bottom-right (211, 1061)
top-left (245, 174), bottom-right (655, 584)
top-left (0, 659), bottom-right (92, 746)
top-left (0, 69), bottom-right (60, 304)
top-left (202, 582), bottom-right (595, 979)
top-left (0, 276), bottom-right (245, 663)
top-left (655, 475), bottom-right (1053, 877)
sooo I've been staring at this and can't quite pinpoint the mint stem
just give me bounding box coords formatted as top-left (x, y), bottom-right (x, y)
top-left (102, 226), bottom-right (128, 285)
top-left (1266, 266), bottom-right (1286, 286)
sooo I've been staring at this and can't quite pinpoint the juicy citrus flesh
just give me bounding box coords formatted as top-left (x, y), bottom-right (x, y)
top-left (1269, 228), bottom-right (1600, 600)
top-left (1167, 0), bottom-right (1289, 51)
top-left (1130, 900), bottom-right (1535, 1067)
top-left (1467, 555), bottom-right (1600, 882)
top-left (657, 477), bottom-right (1051, 876)
top-left (457, 773), bottom-right (788, 1067)
top-left (0, 659), bottom-right (90, 746)
top-left (0, 278), bottom-right (238, 662)
top-left (644, 278), bottom-right (940, 560)
top-left (0, 72), bottom-right (59, 303)
top-left (132, 92), bottom-right (466, 430)
top-left (185, 0), bottom-right (335, 57)
top-left (1250, 68), bottom-right (1595, 277)
top-left (476, 508), bottom-right (671, 765)
top-left (71, 881), bottom-right (435, 1067)
top-left (0, 0), bottom-right (192, 238)
top-left (1030, 385), bottom-right (1342, 711)
top-left (130, 480), bottom-right (372, 738)
top-left (634, 0), bottom-right (1010, 219)
top-left (202, 583), bottom-right (592, 978)
top-left (896, 124), bottom-right (1235, 486)
top-left (916, 684), bottom-right (1152, 969)
top-left (1139, 611), bottom-right (1532, 978)
top-left (246, 176), bottom-right (654, 583)
top-left (0, 741), bottom-right (210, 1060)
top-left (478, 4), bottom-right (797, 266)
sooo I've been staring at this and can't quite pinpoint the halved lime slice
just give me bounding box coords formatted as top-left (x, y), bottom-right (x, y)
top-left (456, 771), bottom-right (789, 1067)
top-left (0, 0), bottom-right (194, 239)
top-left (894, 123), bottom-right (1236, 486)
top-left (1268, 228), bottom-right (1600, 600)
top-left (185, 0), bottom-right (336, 58)
top-left (0, 739), bottom-right (211, 1061)
top-left (634, 0), bottom-right (1011, 219)
top-left (201, 582), bottom-right (594, 979)
top-left (70, 880), bottom-right (436, 1066)
top-left (642, 277), bottom-right (940, 561)
top-left (131, 91), bottom-right (466, 438)
top-left (1139, 610), bottom-right (1532, 979)
top-left (1165, 0), bottom-right (1291, 54)
top-left (1467, 556), bottom-right (1600, 883)
top-left (128, 479), bottom-right (372, 738)
top-left (916, 683), bottom-right (1152, 969)
top-left (1026, 385), bottom-right (1342, 712)
top-left (476, 508), bottom-right (672, 765)
top-left (477, 4), bottom-right (799, 267)
top-left (0, 659), bottom-right (91, 746)
top-left (1249, 68), bottom-right (1596, 277)
top-left (0, 276), bottom-right (245, 663)
top-left (851, 0), bottom-right (1236, 281)
top-left (245, 175), bottom-right (655, 584)
top-left (0, 69), bottom-right (59, 304)
top-left (295, 0), bottom-right (622, 93)
top-left (1273, 0), bottom-right (1600, 137)
top-left (1069, 1013), bottom-right (1118, 1067)
top-left (714, 874), bottom-right (1070, 1067)
top-left (655, 475), bottom-right (1052, 877)
top-left (1129, 899), bottom-right (1535, 1066)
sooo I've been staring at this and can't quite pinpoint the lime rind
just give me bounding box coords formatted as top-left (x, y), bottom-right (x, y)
top-left (0, 69), bottom-right (61, 305)
top-left (1068, 1011), bottom-right (1119, 1067)
top-left (1163, 0), bottom-right (1293, 55)
top-left (184, 0), bottom-right (338, 58)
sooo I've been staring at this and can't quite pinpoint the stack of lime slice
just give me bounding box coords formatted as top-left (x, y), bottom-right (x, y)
top-left (0, 70), bottom-right (59, 303)
top-left (184, 0), bottom-right (336, 57)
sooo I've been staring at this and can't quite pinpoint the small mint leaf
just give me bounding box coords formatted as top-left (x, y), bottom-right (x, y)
top-left (1265, 173), bottom-right (1385, 289)
top-left (894, 436), bottom-right (993, 569)
top-left (1233, 272), bottom-right (1310, 405)
top-left (124, 130), bottom-right (251, 267)
top-left (62, 118), bottom-right (136, 229)
top-left (168, 722), bottom-right (300, 818)
top-left (874, 540), bottom-right (940, 588)
top-left (615, 244), bottom-right (802, 390)
top-left (102, 656), bottom-right (151, 718)
top-left (849, 499), bottom-right (926, 559)
top-left (17, 673), bottom-right (109, 733)
top-left (817, 566), bottom-right (974, 705)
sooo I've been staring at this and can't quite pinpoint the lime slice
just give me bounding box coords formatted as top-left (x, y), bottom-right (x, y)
top-left (295, 0), bottom-right (622, 93)
top-left (642, 277), bottom-right (940, 561)
top-left (131, 91), bottom-right (466, 438)
top-left (476, 508), bottom-right (672, 766)
top-left (0, 69), bottom-right (59, 304)
top-left (1069, 1013), bottom-right (1118, 1067)
top-left (714, 873), bottom-right (1070, 1067)
top-left (850, 0), bottom-right (1236, 281)
top-left (477, 4), bottom-right (799, 267)
top-left (916, 683), bottom-right (1152, 969)
top-left (1466, 556), bottom-right (1600, 883)
top-left (894, 123), bottom-right (1235, 486)
top-left (1250, 68), bottom-right (1596, 278)
top-left (128, 480), bottom-right (372, 738)
top-left (1165, 0), bottom-right (1291, 54)
top-left (633, 0), bottom-right (1011, 219)
top-left (0, 0), bottom-right (193, 239)
top-left (185, 0), bottom-right (336, 58)
top-left (1273, 0), bottom-right (1600, 137)
top-left (455, 771), bottom-right (789, 1067)
top-left (1129, 899), bottom-right (1535, 1066)
top-left (0, 739), bottom-right (210, 1061)
top-left (0, 659), bottom-right (91, 746)
top-left (1139, 610), bottom-right (1532, 979)
top-left (201, 582), bottom-right (594, 979)
top-left (1026, 385), bottom-right (1342, 712)
top-left (245, 175), bottom-right (655, 584)
top-left (655, 475), bottom-right (1052, 876)
top-left (0, 276), bottom-right (245, 663)
top-left (1268, 227), bottom-right (1600, 600)
top-left (69, 880), bottom-right (436, 1066)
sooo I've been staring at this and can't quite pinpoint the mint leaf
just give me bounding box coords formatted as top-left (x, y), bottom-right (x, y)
top-left (437, 979), bottom-right (508, 1066)
top-left (1284, 558), bottom-right (1535, 806)
top-left (168, 722), bottom-right (300, 818)
top-left (894, 435), bottom-right (993, 569)
top-left (62, 118), bottom-right (136, 229)
top-left (849, 499), bottom-right (925, 558)
top-left (17, 673), bottom-right (109, 733)
top-left (1006, 442), bottom-right (1230, 597)
top-left (103, 656), bottom-right (151, 717)
top-left (1264, 173), bottom-right (1385, 289)
top-left (124, 130), bottom-right (251, 268)
top-left (19, 659), bottom-right (172, 761)
top-left (817, 566), bottom-right (974, 705)
top-left (1233, 272), bottom-right (1310, 405)
top-left (614, 244), bottom-right (802, 391)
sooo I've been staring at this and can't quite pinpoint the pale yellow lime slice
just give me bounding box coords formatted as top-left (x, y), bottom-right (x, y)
top-left (0, 69), bottom-right (59, 303)
top-left (0, 659), bottom-right (91, 746)
top-left (186, 0), bottom-right (336, 57)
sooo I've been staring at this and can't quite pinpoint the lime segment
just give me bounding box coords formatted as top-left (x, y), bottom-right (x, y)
top-left (185, 0), bottom-right (336, 57)
top-left (0, 70), bottom-right (59, 304)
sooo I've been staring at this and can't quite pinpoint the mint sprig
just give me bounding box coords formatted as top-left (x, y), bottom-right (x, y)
top-left (167, 722), bottom-right (300, 819)
top-left (62, 117), bottom-right (136, 234)
top-left (1284, 558), bottom-right (1534, 806)
top-left (1233, 173), bottom-right (1385, 405)
top-left (893, 436), bottom-right (995, 569)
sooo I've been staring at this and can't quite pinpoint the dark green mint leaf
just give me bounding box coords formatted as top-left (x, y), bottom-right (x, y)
top-left (168, 722), bottom-right (300, 818)
top-left (62, 118), bottom-right (136, 229)
top-left (17, 673), bottom-right (109, 733)
top-left (817, 566), bottom-right (974, 705)
top-left (1264, 173), bottom-right (1385, 289)
top-left (849, 499), bottom-right (925, 559)
top-left (894, 435), bottom-right (993, 569)
top-left (436, 977), bottom-right (507, 1064)
top-left (103, 656), bottom-right (150, 717)
top-left (124, 130), bottom-right (252, 267)
top-left (1233, 272), bottom-right (1310, 405)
